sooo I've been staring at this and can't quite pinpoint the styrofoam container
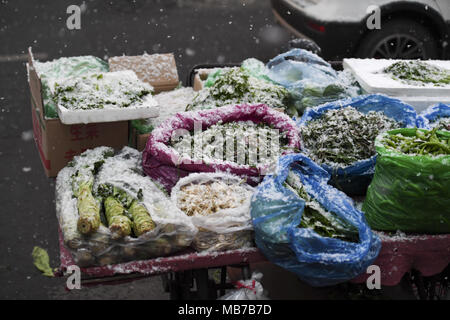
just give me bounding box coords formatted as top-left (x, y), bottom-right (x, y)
top-left (57, 94), bottom-right (159, 124)
top-left (343, 58), bottom-right (450, 112)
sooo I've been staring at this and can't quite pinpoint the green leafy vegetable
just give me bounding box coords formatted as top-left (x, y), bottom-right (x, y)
top-left (32, 246), bottom-right (54, 277)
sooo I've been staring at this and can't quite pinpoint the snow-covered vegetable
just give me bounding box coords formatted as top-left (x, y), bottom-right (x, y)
top-left (284, 171), bottom-right (359, 242)
top-left (129, 201), bottom-right (156, 236)
top-left (187, 67), bottom-right (289, 112)
top-left (104, 196), bottom-right (132, 239)
top-left (429, 117), bottom-right (450, 131)
top-left (384, 60), bottom-right (450, 86)
top-left (53, 70), bottom-right (153, 110)
top-left (176, 178), bottom-right (252, 217)
top-left (33, 55), bottom-right (109, 118)
top-left (171, 120), bottom-right (289, 167)
top-left (172, 172), bottom-right (254, 252)
top-left (301, 107), bottom-right (400, 166)
top-left (56, 147), bottom-right (197, 267)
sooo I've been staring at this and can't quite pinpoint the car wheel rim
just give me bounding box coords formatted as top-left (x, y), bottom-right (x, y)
top-left (370, 34), bottom-right (427, 59)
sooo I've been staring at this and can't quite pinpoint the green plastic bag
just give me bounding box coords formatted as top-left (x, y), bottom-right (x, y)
top-left (363, 128), bottom-right (450, 233)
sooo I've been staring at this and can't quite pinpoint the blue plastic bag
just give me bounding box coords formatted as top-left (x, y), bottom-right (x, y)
top-left (297, 94), bottom-right (418, 195)
top-left (266, 49), bottom-right (360, 116)
top-left (416, 103), bottom-right (450, 129)
top-left (251, 154), bottom-right (381, 287)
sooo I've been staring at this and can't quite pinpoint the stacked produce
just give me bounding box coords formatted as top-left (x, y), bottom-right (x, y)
top-left (143, 103), bottom-right (300, 191)
top-left (250, 154), bottom-right (381, 287)
top-left (363, 128), bottom-right (450, 233)
top-left (33, 55), bottom-right (109, 118)
top-left (53, 70), bottom-right (154, 111)
top-left (384, 60), bottom-right (450, 86)
top-left (301, 107), bottom-right (400, 166)
top-left (188, 64), bottom-right (290, 113)
top-left (56, 147), bottom-right (196, 267)
top-left (297, 94), bottom-right (418, 195)
top-left (170, 120), bottom-right (289, 167)
top-left (172, 173), bottom-right (254, 251)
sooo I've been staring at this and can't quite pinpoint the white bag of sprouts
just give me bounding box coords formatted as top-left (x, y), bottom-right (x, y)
top-left (55, 146), bottom-right (197, 267)
top-left (171, 172), bottom-right (255, 252)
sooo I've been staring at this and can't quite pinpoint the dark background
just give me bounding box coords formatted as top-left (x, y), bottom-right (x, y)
top-left (0, 0), bottom-right (415, 299)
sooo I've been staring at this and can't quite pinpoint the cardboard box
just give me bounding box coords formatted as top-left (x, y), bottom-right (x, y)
top-left (109, 53), bottom-right (179, 93)
top-left (28, 49), bottom-right (130, 177)
top-left (111, 53), bottom-right (181, 151)
top-left (28, 49), bottom-right (183, 174)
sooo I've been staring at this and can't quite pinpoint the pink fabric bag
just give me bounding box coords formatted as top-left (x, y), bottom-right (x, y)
top-left (142, 104), bottom-right (300, 191)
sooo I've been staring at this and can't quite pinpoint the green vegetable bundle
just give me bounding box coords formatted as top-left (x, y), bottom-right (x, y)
top-left (98, 184), bottom-right (157, 238)
top-left (284, 171), bottom-right (359, 242)
top-left (72, 172), bottom-right (101, 235)
top-left (363, 128), bottom-right (450, 233)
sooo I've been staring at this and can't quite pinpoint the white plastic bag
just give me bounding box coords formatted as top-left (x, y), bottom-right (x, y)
top-left (171, 172), bottom-right (254, 251)
top-left (219, 272), bottom-right (268, 300)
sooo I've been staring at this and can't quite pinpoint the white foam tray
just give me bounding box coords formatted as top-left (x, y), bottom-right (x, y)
top-left (343, 58), bottom-right (450, 97)
top-left (57, 95), bottom-right (159, 125)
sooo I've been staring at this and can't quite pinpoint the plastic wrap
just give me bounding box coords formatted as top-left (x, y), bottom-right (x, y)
top-left (416, 103), bottom-right (450, 130)
top-left (363, 128), bottom-right (450, 233)
top-left (142, 104), bottom-right (301, 192)
top-left (171, 172), bottom-right (254, 252)
top-left (266, 49), bottom-right (360, 116)
top-left (56, 147), bottom-right (197, 267)
top-left (250, 153), bottom-right (381, 287)
top-left (297, 94), bottom-right (418, 195)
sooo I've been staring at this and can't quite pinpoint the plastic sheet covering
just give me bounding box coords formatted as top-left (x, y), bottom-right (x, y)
top-left (56, 147), bottom-right (197, 267)
top-left (363, 128), bottom-right (450, 233)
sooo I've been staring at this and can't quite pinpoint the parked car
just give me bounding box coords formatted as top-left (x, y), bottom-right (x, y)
top-left (271, 0), bottom-right (450, 60)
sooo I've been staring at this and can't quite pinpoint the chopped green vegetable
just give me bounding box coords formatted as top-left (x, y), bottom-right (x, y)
top-left (384, 61), bottom-right (450, 86)
top-left (32, 246), bottom-right (54, 277)
top-left (170, 120), bottom-right (289, 166)
top-left (53, 71), bottom-right (153, 111)
top-left (284, 171), bottom-right (359, 242)
top-left (301, 107), bottom-right (400, 166)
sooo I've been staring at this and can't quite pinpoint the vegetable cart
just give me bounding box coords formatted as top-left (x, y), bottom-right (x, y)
top-left (54, 51), bottom-right (449, 300)
top-left (56, 228), bottom-right (267, 299)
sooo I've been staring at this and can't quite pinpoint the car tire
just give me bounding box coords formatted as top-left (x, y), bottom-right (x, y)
top-left (356, 18), bottom-right (439, 59)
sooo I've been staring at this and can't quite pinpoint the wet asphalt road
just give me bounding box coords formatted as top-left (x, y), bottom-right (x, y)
top-left (0, 0), bottom-right (419, 300)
